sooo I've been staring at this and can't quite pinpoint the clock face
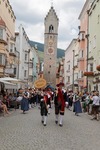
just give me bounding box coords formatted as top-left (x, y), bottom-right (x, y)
top-left (48, 47), bottom-right (54, 54)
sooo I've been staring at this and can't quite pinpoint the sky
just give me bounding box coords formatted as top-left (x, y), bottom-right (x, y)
top-left (9, 0), bottom-right (86, 50)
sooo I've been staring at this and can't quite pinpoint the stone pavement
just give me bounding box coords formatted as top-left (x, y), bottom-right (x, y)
top-left (0, 106), bottom-right (100, 150)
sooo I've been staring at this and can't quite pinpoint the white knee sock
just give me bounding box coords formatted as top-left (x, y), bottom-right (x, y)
top-left (44, 116), bottom-right (47, 125)
top-left (59, 115), bottom-right (63, 125)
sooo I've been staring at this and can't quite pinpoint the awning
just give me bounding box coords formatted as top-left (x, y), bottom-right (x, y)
top-left (0, 80), bottom-right (16, 85)
top-left (0, 77), bottom-right (26, 84)
top-left (0, 80), bottom-right (17, 89)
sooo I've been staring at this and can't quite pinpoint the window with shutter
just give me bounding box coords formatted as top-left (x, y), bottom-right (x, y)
top-left (0, 54), bottom-right (5, 65)
top-left (0, 28), bottom-right (3, 39)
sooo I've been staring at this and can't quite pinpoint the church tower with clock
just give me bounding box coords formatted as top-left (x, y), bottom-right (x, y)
top-left (43, 6), bottom-right (59, 87)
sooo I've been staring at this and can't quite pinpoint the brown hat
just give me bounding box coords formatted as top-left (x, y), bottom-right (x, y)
top-left (56, 82), bottom-right (64, 87)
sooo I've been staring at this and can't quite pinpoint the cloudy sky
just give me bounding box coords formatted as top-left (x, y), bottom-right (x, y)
top-left (9, 0), bottom-right (86, 50)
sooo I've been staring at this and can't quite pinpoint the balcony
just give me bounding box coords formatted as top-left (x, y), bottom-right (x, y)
top-left (83, 71), bottom-right (94, 76)
top-left (9, 52), bottom-right (16, 57)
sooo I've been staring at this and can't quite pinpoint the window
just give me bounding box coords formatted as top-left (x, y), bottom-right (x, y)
top-left (89, 64), bottom-right (93, 71)
top-left (82, 50), bottom-right (84, 57)
top-left (78, 71), bottom-right (83, 78)
top-left (25, 54), bottom-right (27, 61)
top-left (93, 35), bottom-right (96, 48)
top-left (79, 32), bottom-right (85, 40)
top-left (68, 64), bottom-right (70, 70)
top-left (14, 68), bottom-right (16, 75)
top-left (29, 63), bottom-right (33, 68)
top-left (0, 54), bottom-right (5, 65)
top-left (0, 28), bottom-right (3, 39)
top-left (68, 76), bottom-right (70, 82)
top-left (79, 50), bottom-right (84, 58)
top-left (49, 25), bottom-right (54, 33)
top-left (10, 43), bottom-right (14, 52)
top-left (24, 70), bottom-right (27, 77)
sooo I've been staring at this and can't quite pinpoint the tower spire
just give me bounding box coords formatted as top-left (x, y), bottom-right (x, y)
top-left (51, 0), bottom-right (53, 7)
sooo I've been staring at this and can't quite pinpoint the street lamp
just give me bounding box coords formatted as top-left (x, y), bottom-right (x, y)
top-left (72, 50), bottom-right (75, 91)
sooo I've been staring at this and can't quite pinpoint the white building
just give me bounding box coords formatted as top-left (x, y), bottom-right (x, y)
top-left (64, 39), bottom-right (79, 91)
top-left (15, 24), bottom-right (39, 88)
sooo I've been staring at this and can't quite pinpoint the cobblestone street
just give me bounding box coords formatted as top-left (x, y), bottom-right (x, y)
top-left (0, 106), bottom-right (100, 150)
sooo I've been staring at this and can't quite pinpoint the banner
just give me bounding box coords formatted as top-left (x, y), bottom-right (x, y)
top-left (34, 78), bottom-right (46, 89)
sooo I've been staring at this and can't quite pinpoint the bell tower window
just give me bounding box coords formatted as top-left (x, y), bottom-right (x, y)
top-left (49, 25), bottom-right (54, 33)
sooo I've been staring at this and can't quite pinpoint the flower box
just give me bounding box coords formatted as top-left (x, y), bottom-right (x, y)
top-left (96, 65), bottom-right (100, 71)
top-left (83, 71), bottom-right (94, 76)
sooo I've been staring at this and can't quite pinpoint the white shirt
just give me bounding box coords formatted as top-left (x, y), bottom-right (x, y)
top-left (93, 96), bottom-right (100, 106)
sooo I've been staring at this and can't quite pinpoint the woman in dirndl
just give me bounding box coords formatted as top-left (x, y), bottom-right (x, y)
top-left (73, 91), bottom-right (82, 116)
top-left (21, 92), bottom-right (29, 114)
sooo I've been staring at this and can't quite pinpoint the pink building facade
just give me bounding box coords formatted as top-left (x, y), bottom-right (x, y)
top-left (78, 0), bottom-right (92, 92)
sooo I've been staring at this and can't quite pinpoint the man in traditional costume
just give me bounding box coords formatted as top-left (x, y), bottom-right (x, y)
top-left (54, 82), bottom-right (67, 127)
top-left (40, 90), bottom-right (48, 126)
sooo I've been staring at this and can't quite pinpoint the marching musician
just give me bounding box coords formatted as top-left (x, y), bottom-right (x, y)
top-left (40, 90), bottom-right (48, 126)
top-left (54, 82), bottom-right (67, 127)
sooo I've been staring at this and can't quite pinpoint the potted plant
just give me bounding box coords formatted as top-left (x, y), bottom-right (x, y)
top-left (96, 65), bottom-right (100, 71)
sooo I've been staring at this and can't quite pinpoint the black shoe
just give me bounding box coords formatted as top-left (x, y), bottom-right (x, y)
top-left (44, 124), bottom-right (46, 126)
top-left (75, 113), bottom-right (79, 116)
top-left (55, 121), bottom-right (58, 124)
top-left (59, 124), bottom-right (63, 127)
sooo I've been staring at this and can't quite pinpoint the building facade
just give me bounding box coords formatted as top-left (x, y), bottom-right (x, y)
top-left (88, 0), bottom-right (100, 92)
top-left (43, 6), bottom-right (59, 87)
top-left (78, 0), bottom-right (94, 92)
top-left (64, 39), bottom-right (79, 91)
top-left (15, 24), bottom-right (39, 88)
top-left (0, 0), bottom-right (17, 91)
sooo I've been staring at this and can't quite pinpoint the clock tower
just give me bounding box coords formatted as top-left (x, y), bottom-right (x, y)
top-left (43, 6), bottom-right (59, 87)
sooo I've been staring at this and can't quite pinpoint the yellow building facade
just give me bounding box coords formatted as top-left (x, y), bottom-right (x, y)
top-left (0, 0), bottom-right (16, 78)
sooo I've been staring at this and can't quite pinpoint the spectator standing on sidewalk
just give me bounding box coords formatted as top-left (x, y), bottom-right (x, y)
top-left (91, 91), bottom-right (100, 121)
